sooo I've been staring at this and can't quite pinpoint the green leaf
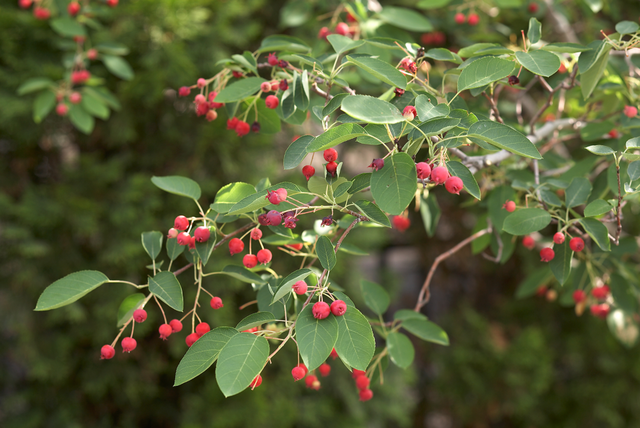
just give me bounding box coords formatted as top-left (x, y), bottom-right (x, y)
top-left (346, 56), bottom-right (407, 89)
top-left (386, 332), bottom-right (414, 369)
top-left (100, 55), bottom-right (134, 81)
top-left (379, 7), bottom-right (432, 31)
top-left (81, 91), bottom-right (110, 119)
top-left (337, 242), bottom-right (368, 255)
top-left (166, 238), bottom-right (185, 261)
top-left (584, 199), bottom-right (613, 217)
top-left (236, 312), bottom-right (275, 331)
top-left (420, 193), bottom-right (440, 237)
top-left (35, 271), bottom-right (109, 311)
top-left (283, 136), bottom-right (314, 169)
top-left (214, 77), bottom-right (267, 103)
top-left (148, 271), bottom-right (183, 312)
top-left (50, 17), bottom-right (86, 37)
top-left (627, 161), bottom-right (640, 181)
top-left (578, 218), bottom-right (611, 251)
top-left (549, 241), bottom-right (572, 285)
top-left (370, 152), bottom-right (417, 216)
top-left (502, 208), bottom-right (552, 235)
top-left (340, 95), bottom-right (405, 124)
top-left (615, 20), bottom-right (639, 35)
top-left (18, 78), bottom-right (54, 95)
top-left (446, 161), bottom-right (481, 200)
top-left (258, 35), bottom-right (310, 53)
top-left (417, 0), bottom-right (451, 8)
top-left (565, 177), bottom-right (592, 208)
top-left (33, 91), bottom-right (56, 123)
top-left (306, 123), bottom-right (367, 152)
top-left (293, 71), bottom-right (310, 111)
top-left (527, 18), bottom-right (542, 44)
top-left (488, 186), bottom-right (516, 232)
top-left (360, 280), bottom-right (390, 315)
top-left (215, 333), bottom-right (270, 397)
top-left (68, 104), bottom-right (95, 134)
top-left (353, 200), bottom-right (391, 227)
top-left (468, 121), bottom-right (542, 159)
top-left (211, 182), bottom-right (256, 213)
top-left (579, 42), bottom-right (612, 100)
top-left (348, 173), bottom-right (372, 194)
top-left (295, 304), bottom-right (339, 371)
top-left (541, 43), bottom-right (591, 53)
top-left (457, 57), bottom-right (515, 92)
top-left (221, 265), bottom-right (267, 285)
top-left (322, 93), bottom-right (349, 117)
top-left (394, 309), bottom-right (427, 321)
top-left (141, 231), bottom-right (163, 260)
top-left (515, 266), bottom-right (553, 298)
top-left (423, 48), bottom-right (462, 64)
top-left (626, 137), bottom-right (640, 151)
top-left (585, 145), bottom-right (616, 156)
top-left (195, 230), bottom-right (217, 266)
top-left (333, 181), bottom-right (353, 199)
top-left (151, 176), bottom-right (201, 201)
top-left (116, 293), bottom-right (145, 327)
top-left (326, 34), bottom-right (365, 55)
top-left (409, 117), bottom-right (460, 140)
top-left (255, 98), bottom-right (281, 134)
top-left (232, 52), bottom-right (258, 75)
top-left (175, 327), bottom-right (238, 386)
top-left (609, 274), bottom-right (639, 313)
top-left (271, 269), bottom-right (313, 303)
top-left (402, 318), bottom-right (449, 345)
top-left (515, 50), bottom-right (561, 77)
top-left (334, 307), bottom-right (375, 371)
top-left (94, 42), bottom-right (129, 56)
top-left (316, 236), bottom-right (337, 271)
top-left (415, 96), bottom-right (449, 121)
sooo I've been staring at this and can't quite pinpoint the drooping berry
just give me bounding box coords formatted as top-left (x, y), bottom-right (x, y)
top-left (590, 303), bottom-right (610, 319)
top-left (503, 200), bottom-right (516, 212)
top-left (243, 254), bottom-right (258, 268)
top-left (278, 60), bottom-right (289, 68)
top-left (318, 27), bottom-right (331, 40)
top-left (467, 13), bottom-right (480, 25)
top-left (33, 6), bottom-right (51, 20)
top-left (101, 344), bottom-right (116, 360)
top-left (194, 94), bottom-right (206, 105)
top-left (392, 216), bottom-right (411, 232)
top-left (266, 210), bottom-right (282, 226)
top-left (284, 216), bottom-right (298, 229)
top-left (540, 247), bottom-right (555, 262)
top-left (359, 389), bottom-right (374, 401)
top-left (321, 215), bottom-right (334, 227)
top-left (56, 103), bottom-right (69, 116)
top-left (293, 280), bottom-right (308, 295)
top-left (19, 0), bottom-right (32, 9)
top-left (210, 296), bottom-right (224, 309)
top-left (228, 238), bottom-right (244, 255)
top-left (402, 105), bottom-right (417, 120)
top-left (352, 369), bottom-right (366, 378)
top-left (624, 105), bottom-right (638, 118)
top-left (195, 322), bottom-right (210, 337)
top-left (312, 301), bottom-right (331, 320)
top-left (166, 228), bottom-right (178, 239)
top-left (206, 110), bottom-right (218, 122)
top-left (302, 165), bottom-right (315, 180)
top-left (335, 22), bottom-right (350, 36)
top-left (86, 49), bottom-right (98, 60)
top-left (265, 95), bottom-right (279, 109)
top-left (291, 366), bottom-right (306, 381)
top-left (508, 75), bottom-right (520, 86)
top-left (178, 86), bottom-right (191, 97)
top-left (174, 215), bottom-right (189, 231)
top-left (430, 166), bottom-right (450, 185)
top-left (355, 375), bottom-right (370, 390)
top-left (121, 337), bottom-right (137, 353)
top-left (235, 120), bottom-right (250, 137)
top-left (553, 232), bottom-right (565, 244)
top-left (569, 237), bottom-right (584, 252)
top-left (522, 235), bottom-right (535, 249)
top-left (68, 2), bottom-right (81, 16)
top-left (445, 176), bottom-right (464, 195)
top-left (250, 375), bottom-right (263, 388)
top-left (591, 285), bottom-right (610, 300)
top-left (177, 232), bottom-right (191, 246)
top-left (188, 236), bottom-right (196, 250)
top-left (279, 79), bottom-right (289, 91)
top-left (194, 226), bottom-right (211, 243)
top-left (416, 162), bottom-right (431, 180)
top-left (330, 348), bottom-right (339, 359)
top-left (572, 290), bottom-right (586, 304)
top-left (326, 161), bottom-right (338, 177)
top-left (260, 82), bottom-right (271, 92)
top-left (268, 52), bottom-right (278, 66)
top-left (330, 300), bottom-right (347, 316)
top-left (319, 363), bottom-right (331, 377)
top-left (185, 333), bottom-right (199, 347)
top-left (287, 243), bottom-right (304, 251)
top-left (133, 308), bottom-right (147, 323)
top-left (257, 249), bottom-right (272, 264)
top-left (170, 319), bottom-right (183, 333)
top-left (305, 374), bottom-right (321, 390)
top-left (266, 190), bottom-right (282, 205)
top-left (368, 158), bottom-right (384, 171)
top-left (324, 148), bottom-right (338, 162)
top-left (159, 324), bottom-right (172, 340)
top-left (454, 12), bottom-right (466, 24)
top-left (528, 2), bottom-right (539, 13)
top-left (250, 228), bottom-right (262, 240)
top-left (67, 92), bottom-right (82, 105)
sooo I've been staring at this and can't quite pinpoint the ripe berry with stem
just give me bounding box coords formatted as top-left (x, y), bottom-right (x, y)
top-left (503, 200), bottom-right (516, 212)
top-left (624, 105), bottom-right (637, 118)
top-left (194, 226), bottom-right (211, 243)
top-left (174, 215), bottom-right (189, 231)
top-left (195, 322), bottom-right (210, 337)
top-left (454, 12), bottom-right (466, 24)
top-left (243, 254), bottom-right (258, 268)
top-left (553, 232), bottom-right (565, 245)
top-left (68, 2), bottom-right (81, 16)
top-left (402, 106), bottom-right (417, 120)
top-left (268, 52), bottom-right (278, 66)
top-left (392, 215), bottom-right (410, 232)
top-left (229, 238), bottom-right (244, 255)
top-left (177, 232), bottom-right (191, 246)
top-left (266, 210), bottom-right (282, 226)
top-left (235, 120), bottom-right (250, 137)
top-left (257, 249), bottom-right (272, 264)
top-left (101, 345), bottom-right (116, 360)
top-left (335, 22), bottom-right (350, 36)
top-left (159, 324), bottom-right (172, 340)
top-left (133, 309), bottom-right (147, 323)
top-left (368, 158), bottom-right (384, 171)
top-left (324, 148), bottom-right (338, 162)
top-left (265, 95), bottom-right (279, 109)
top-left (330, 300), bottom-right (347, 316)
top-left (292, 280), bottom-right (308, 295)
top-left (540, 247), bottom-right (555, 262)
top-left (430, 166), bottom-right (450, 185)
top-left (291, 366), bottom-right (306, 381)
top-left (326, 161), bottom-right (338, 177)
top-left (467, 13), bottom-right (479, 25)
top-left (250, 228), bottom-right (262, 240)
top-left (569, 237), bottom-right (584, 252)
top-left (355, 375), bottom-right (370, 390)
top-left (416, 162), bottom-right (431, 180)
top-left (210, 296), bottom-right (224, 309)
top-left (359, 389), bottom-right (374, 401)
top-left (178, 86), bottom-right (190, 97)
top-left (121, 337), bottom-right (137, 353)
top-left (445, 176), bottom-right (464, 195)
top-left (169, 319), bottom-right (183, 333)
top-left (302, 165), bottom-right (315, 180)
top-left (312, 301), bottom-right (331, 319)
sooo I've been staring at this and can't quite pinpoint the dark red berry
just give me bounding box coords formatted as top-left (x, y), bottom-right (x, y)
top-left (394, 88), bottom-right (405, 97)
top-left (508, 75), bottom-right (520, 86)
top-left (368, 158), bottom-right (384, 171)
top-left (326, 161), bottom-right (338, 177)
top-left (266, 210), bottom-right (282, 226)
top-left (279, 80), bottom-right (289, 91)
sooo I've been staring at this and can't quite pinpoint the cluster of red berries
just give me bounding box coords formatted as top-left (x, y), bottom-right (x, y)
top-left (55, 91), bottom-right (84, 116)
top-left (71, 70), bottom-right (91, 85)
top-left (323, 148), bottom-right (339, 177)
top-left (416, 162), bottom-right (464, 195)
top-left (624, 105), bottom-right (638, 118)
top-left (454, 12), bottom-right (480, 26)
top-left (167, 215), bottom-right (212, 250)
top-left (420, 31), bottom-right (446, 46)
top-left (399, 58), bottom-right (417, 75)
top-left (312, 299), bottom-right (347, 319)
top-left (351, 369), bottom-right (374, 401)
top-left (318, 19), bottom-right (355, 41)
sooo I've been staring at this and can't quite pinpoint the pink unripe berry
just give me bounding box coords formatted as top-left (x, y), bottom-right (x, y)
top-left (359, 389), bottom-right (374, 401)
top-left (324, 148), bottom-right (338, 162)
top-left (169, 319), bottom-right (183, 333)
top-left (624, 105), bottom-right (638, 118)
top-left (19, 0), bottom-right (32, 9)
top-left (291, 366), bottom-right (306, 381)
top-left (243, 254), bottom-right (258, 268)
top-left (260, 82), bottom-right (271, 92)
top-left (68, 1), bottom-right (80, 16)
top-left (445, 176), bottom-right (464, 195)
top-left (69, 92), bottom-right (82, 104)
top-left (196, 78), bottom-right (206, 88)
top-left (326, 161), bottom-right (338, 177)
top-left (590, 303), bottom-right (610, 319)
top-left (330, 300), bottom-right (347, 316)
top-left (159, 324), bottom-right (172, 340)
top-left (167, 228), bottom-right (179, 239)
top-left (194, 94), bottom-right (206, 105)
top-left (194, 226), bottom-right (211, 243)
top-left (228, 238), bottom-right (244, 255)
top-left (210, 296), bottom-right (224, 309)
top-left (335, 22), bottom-right (350, 36)
top-left (174, 215), bottom-right (189, 231)
top-left (569, 237), bottom-right (584, 252)
top-left (268, 52), bottom-right (278, 66)
top-left (266, 210), bottom-right (282, 226)
top-left (416, 162), bottom-right (431, 180)
top-left (553, 232), bottom-right (565, 244)
top-left (402, 105), bottom-right (417, 120)
top-left (318, 27), bottom-right (331, 40)
top-left (355, 375), bottom-right (370, 390)
top-left (454, 12), bottom-right (466, 24)
top-left (305, 375), bottom-right (321, 390)
top-left (292, 280), bottom-right (308, 295)
top-left (572, 290), bottom-right (586, 304)
top-left (392, 216), bottom-right (410, 232)
top-left (100, 344), bottom-right (115, 360)
top-left (235, 120), bottom-right (250, 137)
top-left (133, 308), bottom-right (147, 323)
top-left (265, 95), bottom-right (279, 109)
top-left (250, 228), bottom-right (262, 240)
top-left (468, 13), bottom-right (480, 26)
top-left (56, 103), bottom-right (68, 116)
top-left (503, 200), bottom-right (516, 212)
top-left (302, 165), bottom-right (315, 180)
top-left (522, 235), bottom-right (535, 249)
top-left (312, 301), bottom-right (331, 320)
top-left (121, 337), bottom-right (137, 353)
top-left (205, 110), bottom-right (218, 122)
top-left (106, 0), bottom-right (118, 7)
top-left (430, 166), bottom-right (450, 185)
top-left (178, 86), bottom-right (191, 97)
top-left (250, 375), bottom-right (263, 388)
top-left (185, 333), bottom-right (199, 347)
top-left (177, 232), bottom-right (191, 246)
top-left (257, 249), bottom-right (272, 264)
top-left (195, 322), bottom-right (210, 337)
top-left (319, 363), bottom-right (331, 377)
top-left (540, 247), bottom-right (555, 262)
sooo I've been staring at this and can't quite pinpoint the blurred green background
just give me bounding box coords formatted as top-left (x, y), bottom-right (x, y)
top-left (2, 0), bottom-right (640, 427)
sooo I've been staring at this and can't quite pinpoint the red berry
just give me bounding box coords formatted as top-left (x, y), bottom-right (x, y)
top-left (243, 254), bottom-right (258, 269)
top-left (266, 189), bottom-right (284, 205)
top-left (56, 103), bottom-right (68, 116)
top-left (188, 236), bottom-right (196, 250)
top-left (195, 322), bottom-right (210, 337)
top-left (608, 129), bottom-right (620, 139)
top-left (210, 296), bottom-right (224, 309)
top-left (267, 52), bottom-right (278, 66)
top-left (540, 247), bottom-right (555, 262)
top-left (624, 105), bottom-right (638, 118)
top-left (572, 290), bottom-right (586, 304)
top-left (326, 161), bottom-right (338, 177)
top-left (291, 366), bottom-right (306, 381)
top-left (206, 110), bottom-right (218, 122)
top-left (19, 0), bottom-right (32, 9)
top-left (346, 12), bottom-right (357, 22)
top-left (106, 0), bottom-right (118, 7)
top-left (266, 210), bottom-right (282, 226)
top-left (279, 80), bottom-right (289, 91)
top-left (394, 87), bottom-right (405, 97)
top-left (330, 348), bottom-right (338, 359)
top-left (250, 228), bottom-right (262, 240)
top-left (368, 158), bottom-right (384, 171)
top-left (265, 95), bottom-right (279, 109)
top-left (133, 308), bottom-right (147, 323)
top-left (292, 280), bottom-right (308, 295)
top-left (352, 369), bottom-right (366, 378)
top-left (169, 319), bottom-right (183, 333)
top-left (508, 75), bottom-right (520, 86)
top-left (248, 374), bottom-right (262, 389)
top-left (121, 337), bottom-right (137, 353)
top-left (319, 363), bottom-right (331, 377)
top-left (232, 71), bottom-right (244, 78)
top-left (228, 238), bottom-right (244, 255)
top-left (286, 243), bottom-right (304, 251)
top-left (402, 105), bottom-right (417, 120)
top-left (399, 58), bottom-right (417, 74)
top-left (100, 344), bottom-right (115, 360)
top-left (208, 91), bottom-right (224, 108)
top-left (33, 6), bottom-right (51, 20)
top-left (553, 232), bottom-right (565, 245)
top-left (467, 13), bottom-right (479, 25)
top-left (359, 388), bottom-right (374, 401)
top-left (159, 324), bottom-right (172, 340)
top-left (185, 333), bottom-right (199, 347)
top-left (177, 232), bottom-right (191, 246)
top-left (305, 374), bottom-right (321, 389)
top-left (312, 301), bottom-right (331, 320)
top-left (430, 166), bottom-right (450, 185)
top-left (335, 22), bottom-right (350, 36)
top-left (503, 200), bottom-right (516, 212)
top-left (445, 176), bottom-right (464, 195)
top-left (416, 162), bottom-right (431, 180)
top-left (392, 216), bottom-right (411, 232)
top-left (590, 303), bottom-right (610, 319)
top-left (302, 165), bottom-right (315, 181)
top-left (257, 249), bottom-right (272, 264)
top-left (178, 86), bottom-right (191, 97)
top-left (522, 235), bottom-right (535, 249)
top-left (528, 2), bottom-right (539, 13)
top-left (569, 237), bottom-right (584, 252)
top-left (454, 12), bottom-right (466, 24)
top-left (194, 226), bottom-right (211, 243)
top-left (68, 1), bottom-right (81, 16)
top-left (318, 27), bottom-right (331, 40)
top-left (355, 375), bottom-right (370, 390)
top-left (591, 285), bottom-right (610, 300)
top-left (235, 120), bottom-right (250, 137)
top-left (330, 300), bottom-right (347, 316)
top-left (324, 148), bottom-right (338, 162)
top-left (174, 215), bottom-right (189, 231)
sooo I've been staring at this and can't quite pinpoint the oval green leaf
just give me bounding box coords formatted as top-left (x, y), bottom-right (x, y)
top-left (565, 177), bottom-right (592, 208)
top-left (215, 333), bottom-right (270, 397)
top-left (236, 312), bottom-right (275, 331)
top-left (166, 237), bottom-right (185, 261)
top-left (306, 123), bottom-right (367, 152)
top-left (340, 95), bottom-right (405, 124)
top-left (401, 318), bottom-right (449, 345)
top-left (502, 208), bottom-right (552, 235)
top-left (295, 304), bottom-right (339, 371)
top-left (272, 269), bottom-right (313, 303)
top-left (346, 56), bottom-right (407, 89)
top-left (151, 176), bottom-right (201, 201)
top-left (379, 7), bottom-right (432, 31)
top-left (353, 200), bottom-right (391, 227)
top-left (148, 271), bottom-right (183, 312)
top-left (360, 279), bottom-right (390, 316)
top-left (175, 327), bottom-right (238, 386)
top-left (578, 218), bottom-right (611, 252)
top-left (468, 121), bottom-right (542, 159)
top-left (370, 152), bottom-right (417, 216)
top-left (386, 331), bottom-right (415, 369)
top-left (316, 236), bottom-right (337, 271)
top-left (585, 145), bottom-right (616, 156)
top-left (334, 307), bottom-right (375, 371)
top-left (584, 199), bottom-right (613, 217)
top-left (214, 77), bottom-right (267, 103)
top-left (446, 161), bottom-right (481, 200)
top-left (141, 231), bottom-right (163, 261)
top-left (211, 182), bottom-right (256, 213)
top-left (33, 91), bottom-right (56, 123)
top-left (35, 270), bottom-right (109, 311)
top-left (549, 241), bottom-right (572, 285)
top-left (116, 293), bottom-right (145, 327)
top-left (457, 57), bottom-right (515, 92)
top-left (284, 135), bottom-right (315, 169)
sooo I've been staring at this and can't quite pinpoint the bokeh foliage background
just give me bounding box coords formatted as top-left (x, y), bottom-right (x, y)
top-left (2, 0), bottom-right (640, 427)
